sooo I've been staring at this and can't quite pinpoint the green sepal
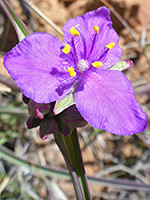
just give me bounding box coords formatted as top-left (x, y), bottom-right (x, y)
top-left (54, 90), bottom-right (75, 115)
top-left (109, 60), bottom-right (133, 71)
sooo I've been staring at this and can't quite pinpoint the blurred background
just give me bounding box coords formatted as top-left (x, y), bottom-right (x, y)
top-left (0, 0), bottom-right (150, 199)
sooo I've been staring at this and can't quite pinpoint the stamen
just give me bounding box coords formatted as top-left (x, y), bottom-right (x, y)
top-left (106, 42), bottom-right (115, 49)
top-left (68, 67), bottom-right (76, 77)
top-left (94, 25), bottom-right (99, 33)
top-left (76, 26), bottom-right (87, 58)
top-left (92, 61), bottom-right (102, 68)
top-left (62, 44), bottom-right (71, 54)
top-left (87, 26), bottom-right (99, 59)
top-left (70, 27), bottom-right (80, 36)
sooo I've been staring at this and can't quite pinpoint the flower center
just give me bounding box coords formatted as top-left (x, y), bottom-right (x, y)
top-left (64, 26), bottom-right (116, 77)
top-left (77, 59), bottom-right (89, 72)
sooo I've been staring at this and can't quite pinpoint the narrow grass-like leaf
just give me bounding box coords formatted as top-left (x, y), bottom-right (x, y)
top-left (0, 145), bottom-right (150, 191)
top-left (0, 0), bottom-right (30, 41)
top-left (0, 107), bottom-right (27, 116)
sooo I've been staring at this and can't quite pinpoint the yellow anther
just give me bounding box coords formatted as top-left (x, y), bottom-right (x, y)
top-left (94, 25), bottom-right (99, 33)
top-left (62, 44), bottom-right (71, 54)
top-left (70, 27), bottom-right (80, 36)
top-left (106, 42), bottom-right (115, 49)
top-left (68, 67), bottom-right (76, 77)
top-left (92, 61), bottom-right (102, 68)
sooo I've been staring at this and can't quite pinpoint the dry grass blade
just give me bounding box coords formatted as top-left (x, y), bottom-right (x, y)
top-left (22, 0), bottom-right (63, 36)
top-left (95, 164), bottom-right (150, 184)
top-left (122, 40), bottom-right (150, 50)
top-left (0, 167), bottom-right (16, 194)
top-left (1, 145), bottom-right (150, 191)
top-left (140, 25), bottom-right (147, 48)
top-left (100, 0), bottom-right (138, 42)
top-left (0, 74), bottom-right (20, 92)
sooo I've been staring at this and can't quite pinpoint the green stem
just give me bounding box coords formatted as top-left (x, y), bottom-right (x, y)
top-left (55, 129), bottom-right (91, 200)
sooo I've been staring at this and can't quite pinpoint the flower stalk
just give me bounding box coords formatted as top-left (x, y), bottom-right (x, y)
top-left (55, 129), bottom-right (91, 200)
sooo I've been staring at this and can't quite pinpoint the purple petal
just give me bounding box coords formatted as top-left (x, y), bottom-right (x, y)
top-left (89, 25), bottom-right (122, 69)
top-left (4, 33), bottom-right (76, 103)
top-left (74, 70), bottom-right (148, 135)
top-left (63, 7), bottom-right (122, 67)
top-left (63, 7), bottom-right (110, 60)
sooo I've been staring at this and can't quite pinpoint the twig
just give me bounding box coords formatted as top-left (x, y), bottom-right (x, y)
top-left (122, 40), bottom-right (150, 50)
top-left (132, 79), bottom-right (147, 88)
top-left (0, 14), bottom-right (10, 50)
top-left (134, 82), bottom-right (150, 95)
top-left (100, 0), bottom-right (138, 42)
top-left (140, 25), bottom-right (146, 48)
top-left (95, 164), bottom-right (150, 184)
top-left (0, 74), bottom-right (20, 92)
top-left (19, 0), bottom-right (37, 32)
top-left (22, 0), bottom-right (63, 37)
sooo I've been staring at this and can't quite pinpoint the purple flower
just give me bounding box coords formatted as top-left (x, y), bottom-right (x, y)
top-left (4, 7), bottom-right (148, 135)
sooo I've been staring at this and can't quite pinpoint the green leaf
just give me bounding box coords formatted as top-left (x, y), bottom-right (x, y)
top-left (54, 90), bottom-right (75, 115)
top-left (109, 60), bottom-right (133, 71)
top-left (0, 0), bottom-right (30, 41)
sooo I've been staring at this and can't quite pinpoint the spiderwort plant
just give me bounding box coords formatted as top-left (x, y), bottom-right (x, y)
top-left (4, 7), bottom-right (148, 135)
top-left (3, 5), bottom-right (148, 199)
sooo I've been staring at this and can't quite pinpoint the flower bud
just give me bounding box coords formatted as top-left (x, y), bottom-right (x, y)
top-left (28, 100), bottom-right (51, 119)
top-left (61, 105), bottom-right (87, 129)
top-left (27, 116), bottom-right (41, 129)
top-left (22, 95), bottom-right (30, 105)
top-left (40, 117), bottom-right (59, 140)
